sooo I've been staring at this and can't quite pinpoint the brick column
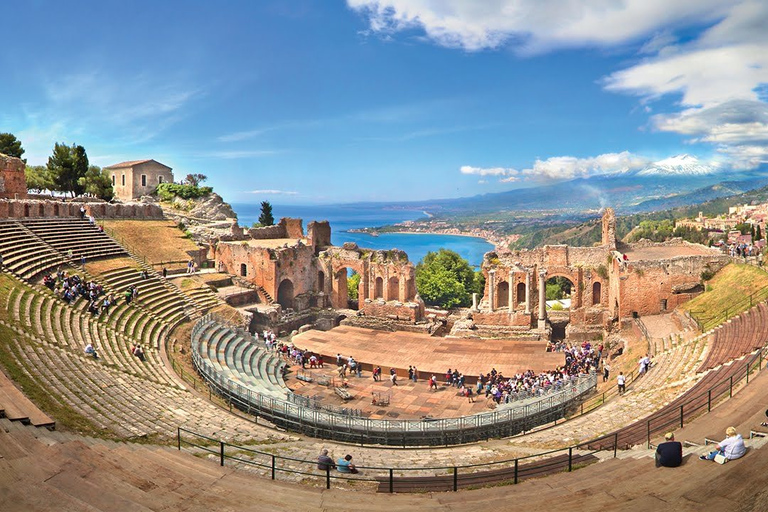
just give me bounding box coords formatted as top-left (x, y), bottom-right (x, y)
top-left (508, 270), bottom-right (514, 314)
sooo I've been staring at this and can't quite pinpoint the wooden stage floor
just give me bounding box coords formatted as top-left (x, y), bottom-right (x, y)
top-left (291, 326), bottom-right (563, 379)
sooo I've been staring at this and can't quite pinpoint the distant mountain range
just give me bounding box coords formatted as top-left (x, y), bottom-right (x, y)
top-left (369, 162), bottom-right (768, 217)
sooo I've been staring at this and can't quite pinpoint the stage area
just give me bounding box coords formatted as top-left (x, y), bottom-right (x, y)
top-left (291, 325), bottom-right (563, 379)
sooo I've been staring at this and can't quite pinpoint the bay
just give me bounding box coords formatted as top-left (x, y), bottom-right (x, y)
top-left (231, 203), bottom-right (494, 268)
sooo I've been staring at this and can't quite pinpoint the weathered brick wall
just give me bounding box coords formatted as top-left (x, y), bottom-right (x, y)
top-left (307, 220), bottom-right (331, 249)
top-left (361, 298), bottom-right (423, 322)
top-left (0, 153), bottom-right (28, 199)
top-left (619, 255), bottom-right (729, 317)
top-left (248, 224), bottom-right (286, 239)
top-left (283, 218), bottom-right (304, 239)
top-left (0, 199), bottom-right (163, 219)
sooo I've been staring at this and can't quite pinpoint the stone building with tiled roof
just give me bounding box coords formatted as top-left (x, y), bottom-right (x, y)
top-left (104, 159), bottom-right (173, 202)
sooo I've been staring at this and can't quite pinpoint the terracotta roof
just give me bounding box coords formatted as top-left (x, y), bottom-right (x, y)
top-left (104, 159), bottom-right (171, 170)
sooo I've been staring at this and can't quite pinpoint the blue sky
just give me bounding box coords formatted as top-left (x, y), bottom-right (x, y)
top-left (3, 1), bottom-right (767, 204)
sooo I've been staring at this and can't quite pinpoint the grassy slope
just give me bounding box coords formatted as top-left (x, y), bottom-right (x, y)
top-left (683, 264), bottom-right (768, 331)
top-left (100, 219), bottom-right (200, 266)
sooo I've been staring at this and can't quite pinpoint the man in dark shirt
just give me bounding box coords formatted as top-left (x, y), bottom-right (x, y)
top-left (656, 432), bottom-right (683, 468)
top-left (317, 449), bottom-right (335, 471)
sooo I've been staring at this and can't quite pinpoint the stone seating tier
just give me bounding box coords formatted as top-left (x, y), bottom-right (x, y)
top-left (698, 301), bottom-right (768, 372)
top-left (10, 287), bottom-right (181, 389)
top-left (196, 319), bottom-right (289, 399)
top-left (21, 218), bottom-right (127, 261)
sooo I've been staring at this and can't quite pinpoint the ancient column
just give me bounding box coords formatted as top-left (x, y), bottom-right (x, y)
top-left (538, 269), bottom-right (547, 329)
top-left (508, 269), bottom-right (514, 315)
top-left (525, 271), bottom-right (531, 314)
top-left (488, 269), bottom-right (496, 312)
top-left (472, 293), bottom-right (478, 311)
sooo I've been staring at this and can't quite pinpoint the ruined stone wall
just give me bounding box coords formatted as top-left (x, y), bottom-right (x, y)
top-left (283, 218), bottom-right (304, 239)
top-left (248, 224), bottom-right (286, 239)
top-left (619, 255), bottom-right (729, 317)
top-left (0, 199), bottom-right (163, 219)
top-left (361, 298), bottom-right (423, 322)
top-left (601, 207), bottom-right (616, 249)
top-left (472, 310), bottom-right (533, 326)
top-left (272, 244), bottom-right (319, 302)
top-left (0, 153), bottom-right (28, 199)
top-left (216, 243), bottom-right (278, 295)
top-left (247, 217), bottom-right (305, 240)
top-left (307, 220), bottom-right (331, 250)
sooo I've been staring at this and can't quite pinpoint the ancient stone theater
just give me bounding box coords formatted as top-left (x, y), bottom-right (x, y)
top-left (213, 208), bottom-right (729, 343)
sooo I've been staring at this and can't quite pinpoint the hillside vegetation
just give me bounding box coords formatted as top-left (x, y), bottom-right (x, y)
top-left (683, 264), bottom-right (768, 331)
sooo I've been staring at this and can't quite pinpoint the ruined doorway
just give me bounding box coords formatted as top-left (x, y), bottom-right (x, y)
top-left (545, 276), bottom-right (574, 310)
top-left (497, 281), bottom-right (509, 308)
top-left (374, 276), bottom-right (384, 299)
top-left (318, 271), bottom-right (325, 293)
top-left (277, 279), bottom-right (295, 310)
top-left (240, 263), bottom-right (247, 277)
top-left (516, 282), bottom-right (526, 306)
top-left (592, 281), bottom-right (602, 306)
top-left (387, 276), bottom-right (399, 301)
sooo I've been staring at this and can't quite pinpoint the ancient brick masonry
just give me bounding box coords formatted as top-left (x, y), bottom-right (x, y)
top-left (0, 153), bottom-right (28, 199)
top-left (475, 208), bottom-right (730, 340)
top-left (215, 218), bottom-right (423, 320)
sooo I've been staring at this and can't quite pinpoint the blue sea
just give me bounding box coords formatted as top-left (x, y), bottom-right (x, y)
top-left (231, 203), bottom-right (494, 268)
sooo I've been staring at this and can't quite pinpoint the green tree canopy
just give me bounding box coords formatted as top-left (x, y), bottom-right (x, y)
top-left (0, 133), bottom-right (25, 159)
top-left (258, 201), bottom-right (275, 226)
top-left (25, 165), bottom-right (54, 193)
top-left (347, 271), bottom-right (361, 301)
top-left (415, 249), bottom-right (484, 309)
top-left (184, 173), bottom-right (208, 187)
top-left (78, 165), bottom-right (113, 201)
top-left (46, 142), bottom-right (88, 196)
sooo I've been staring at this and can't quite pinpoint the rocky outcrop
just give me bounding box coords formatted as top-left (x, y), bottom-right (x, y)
top-left (188, 193), bottom-right (237, 221)
top-left (160, 192), bottom-right (245, 245)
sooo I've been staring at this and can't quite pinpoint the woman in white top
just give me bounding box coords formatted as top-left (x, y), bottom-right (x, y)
top-left (701, 426), bottom-right (746, 461)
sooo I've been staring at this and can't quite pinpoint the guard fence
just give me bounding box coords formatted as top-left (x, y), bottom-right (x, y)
top-left (191, 313), bottom-right (598, 446)
top-left (179, 345), bottom-right (768, 492)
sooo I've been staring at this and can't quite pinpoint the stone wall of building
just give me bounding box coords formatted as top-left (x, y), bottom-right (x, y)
top-left (0, 153), bottom-right (28, 200)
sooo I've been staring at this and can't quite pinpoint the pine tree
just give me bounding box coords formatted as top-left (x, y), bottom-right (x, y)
top-left (258, 201), bottom-right (275, 226)
top-left (757, 225), bottom-right (762, 241)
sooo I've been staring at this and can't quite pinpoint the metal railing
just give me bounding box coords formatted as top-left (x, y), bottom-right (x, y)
top-left (178, 345), bottom-right (768, 492)
top-left (177, 425), bottom-right (615, 493)
top-left (190, 313), bottom-right (598, 446)
top-left (689, 281), bottom-right (768, 332)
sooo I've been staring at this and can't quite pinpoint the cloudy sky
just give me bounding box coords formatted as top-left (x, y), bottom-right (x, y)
top-left (2, 1), bottom-right (766, 203)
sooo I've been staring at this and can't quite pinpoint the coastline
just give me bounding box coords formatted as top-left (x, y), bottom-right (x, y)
top-left (349, 227), bottom-right (512, 251)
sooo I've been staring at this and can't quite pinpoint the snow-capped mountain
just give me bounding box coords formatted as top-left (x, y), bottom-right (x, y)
top-left (637, 154), bottom-right (720, 176)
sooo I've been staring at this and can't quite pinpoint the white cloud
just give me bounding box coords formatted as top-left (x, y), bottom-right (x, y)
top-left (347, 0), bottom-right (728, 52)
top-left (248, 189), bottom-right (299, 195)
top-left (522, 151), bottom-right (651, 181)
top-left (463, 152), bottom-right (723, 184)
top-left (603, 1), bottom-right (768, 168)
top-left (460, 165), bottom-right (515, 176)
top-left (351, 1), bottom-right (768, 171)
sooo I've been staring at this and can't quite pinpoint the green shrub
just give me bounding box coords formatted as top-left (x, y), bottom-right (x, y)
top-left (157, 182), bottom-right (212, 201)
